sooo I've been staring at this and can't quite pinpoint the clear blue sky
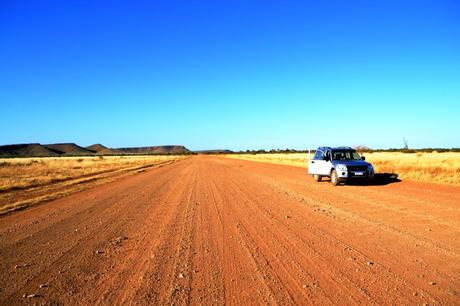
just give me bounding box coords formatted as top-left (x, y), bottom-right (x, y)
top-left (1, 1), bottom-right (459, 150)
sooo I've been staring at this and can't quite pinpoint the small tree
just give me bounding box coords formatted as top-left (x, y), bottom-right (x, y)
top-left (355, 145), bottom-right (371, 154)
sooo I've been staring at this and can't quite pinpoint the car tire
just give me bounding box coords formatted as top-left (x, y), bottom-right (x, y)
top-left (314, 174), bottom-right (322, 182)
top-left (331, 170), bottom-right (340, 186)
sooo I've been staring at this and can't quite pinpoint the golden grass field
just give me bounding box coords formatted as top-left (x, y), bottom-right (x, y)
top-left (227, 152), bottom-right (460, 185)
top-left (0, 155), bottom-right (186, 214)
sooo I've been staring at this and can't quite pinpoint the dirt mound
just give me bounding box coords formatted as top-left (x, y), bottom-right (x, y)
top-left (45, 143), bottom-right (95, 155)
top-left (0, 143), bottom-right (62, 157)
top-left (117, 145), bottom-right (191, 154)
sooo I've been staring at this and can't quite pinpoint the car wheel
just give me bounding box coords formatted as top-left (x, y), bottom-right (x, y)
top-left (314, 174), bottom-right (322, 182)
top-left (331, 170), bottom-right (340, 186)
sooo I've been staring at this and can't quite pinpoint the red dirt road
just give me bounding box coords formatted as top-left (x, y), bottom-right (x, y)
top-left (1, 156), bottom-right (459, 305)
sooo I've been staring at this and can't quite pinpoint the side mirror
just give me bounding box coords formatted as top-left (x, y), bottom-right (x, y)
top-left (324, 156), bottom-right (330, 162)
top-left (361, 156), bottom-right (366, 160)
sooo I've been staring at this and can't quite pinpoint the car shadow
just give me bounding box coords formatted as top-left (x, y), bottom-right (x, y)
top-left (346, 173), bottom-right (401, 186)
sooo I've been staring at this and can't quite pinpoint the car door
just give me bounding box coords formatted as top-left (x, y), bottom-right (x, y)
top-left (308, 150), bottom-right (323, 175)
top-left (317, 149), bottom-right (332, 175)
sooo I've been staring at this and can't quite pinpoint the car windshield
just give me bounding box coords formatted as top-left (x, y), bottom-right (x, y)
top-left (332, 150), bottom-right (361, 160)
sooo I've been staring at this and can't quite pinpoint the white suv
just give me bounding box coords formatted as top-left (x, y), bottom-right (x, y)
top-left (308, 146), bottom-right (375, 186)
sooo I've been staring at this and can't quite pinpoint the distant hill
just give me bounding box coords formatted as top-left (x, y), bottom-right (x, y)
top-left (86, 144), bottom-right (123, 155)
top-left (0, 143), bottom-right (191, 157)
top-left (116, 145), bottom-right (191, 155)
top-left (195, 150), bottom-right (233, 154)
top-left (0, 143), bottom-right (63, 157)
top-left (86, 144), bottom-right (107, 152)
top-left (45, 143), bottom-right (96, 155)
top-left (87, 144), bottom-right (191, 155)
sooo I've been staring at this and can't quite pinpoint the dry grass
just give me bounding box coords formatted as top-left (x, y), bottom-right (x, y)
top-left (0, 155), bottom-right (186, 214)
top-left (226, 152), bottom-right (460, 185)
top-left (363, 152), bottom-right (460, 185)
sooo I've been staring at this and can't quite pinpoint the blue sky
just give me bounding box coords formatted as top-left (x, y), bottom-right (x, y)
top-left (1, 0), bottom-right (459, 150)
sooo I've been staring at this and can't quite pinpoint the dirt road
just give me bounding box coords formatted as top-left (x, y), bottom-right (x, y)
top-left (1, 156), bottom-right (459, 305)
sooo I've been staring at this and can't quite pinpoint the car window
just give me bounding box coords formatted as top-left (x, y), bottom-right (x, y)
top-left (314, 150), bottom-right (323, 160)
top-left (332, 150), bottom-right (361, 160)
